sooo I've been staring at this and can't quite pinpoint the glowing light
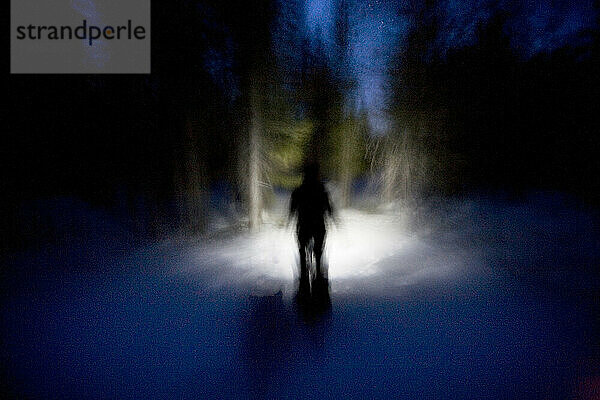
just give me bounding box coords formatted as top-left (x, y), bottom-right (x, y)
top-left (182, 209), bottom-right (419, 295)
top-left (326, 209), bottom-right (411, 278)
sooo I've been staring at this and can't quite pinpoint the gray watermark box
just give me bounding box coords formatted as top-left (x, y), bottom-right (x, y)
top-left (11, 0), bottom-right (151, 74)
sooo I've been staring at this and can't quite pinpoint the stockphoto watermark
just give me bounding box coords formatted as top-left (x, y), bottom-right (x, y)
top-left (11, 0), bottom-right (151, 74)
top-left (16, 20), bottom-right (147, 47)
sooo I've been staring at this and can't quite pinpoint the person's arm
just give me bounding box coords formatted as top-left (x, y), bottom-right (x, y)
top-left (287, 191), bottom-right (297, 228)
top-left (324, 189), bottom-right (339, 227)
top-left (325, 192), bottom-right (333, 216)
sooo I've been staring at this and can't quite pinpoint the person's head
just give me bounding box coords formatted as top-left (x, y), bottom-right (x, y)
top-left (302, 162), bottom-right (320, 183)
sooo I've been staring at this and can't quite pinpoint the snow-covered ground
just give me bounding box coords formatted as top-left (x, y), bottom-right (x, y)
top-left (2, 194), bottom-right (599, 399)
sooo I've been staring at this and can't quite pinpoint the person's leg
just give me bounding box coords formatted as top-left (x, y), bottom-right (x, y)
top-left (297, 229), bottom-right (309, 277)
top-left (299, 244), bottom-right (306, 273)
top-left (297, 229), bottom-right (311, 297)
top-left (313, 228), bottom-right (325, 277)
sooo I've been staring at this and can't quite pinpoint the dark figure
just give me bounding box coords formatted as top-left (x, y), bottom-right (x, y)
top-left (289, 163), bottom-right (333, 280)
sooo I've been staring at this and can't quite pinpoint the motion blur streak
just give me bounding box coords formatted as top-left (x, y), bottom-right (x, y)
top-left (182, 208), bottom-right (443, 296)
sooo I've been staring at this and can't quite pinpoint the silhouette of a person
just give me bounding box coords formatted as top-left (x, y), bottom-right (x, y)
top-left (289, 163), bottom-right (333, 279)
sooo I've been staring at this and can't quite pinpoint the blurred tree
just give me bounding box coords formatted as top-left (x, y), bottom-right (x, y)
top-left (329, 112), bottom-right (368, 206)
top-left (215, 0), bottom-right (278, 229)
top-left (385, 0), bottom-right (444, 204)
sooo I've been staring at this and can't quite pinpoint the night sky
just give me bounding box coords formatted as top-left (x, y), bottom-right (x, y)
top-left (299, 0), bottom-right (596, 132)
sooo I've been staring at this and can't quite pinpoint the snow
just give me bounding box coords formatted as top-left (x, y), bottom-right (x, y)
top-left (2, 193), bottom-right (599, 399)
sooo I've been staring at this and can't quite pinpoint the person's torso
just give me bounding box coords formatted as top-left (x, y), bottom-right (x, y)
top-left (294, 183), bottom-right (328, 227)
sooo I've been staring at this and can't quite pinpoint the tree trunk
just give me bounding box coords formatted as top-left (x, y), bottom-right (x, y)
top-left (248, 89), bottom-right (262, 230)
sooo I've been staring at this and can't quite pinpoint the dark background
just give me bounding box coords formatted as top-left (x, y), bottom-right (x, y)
top-left (4, 0), bottom-right (600, 247)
